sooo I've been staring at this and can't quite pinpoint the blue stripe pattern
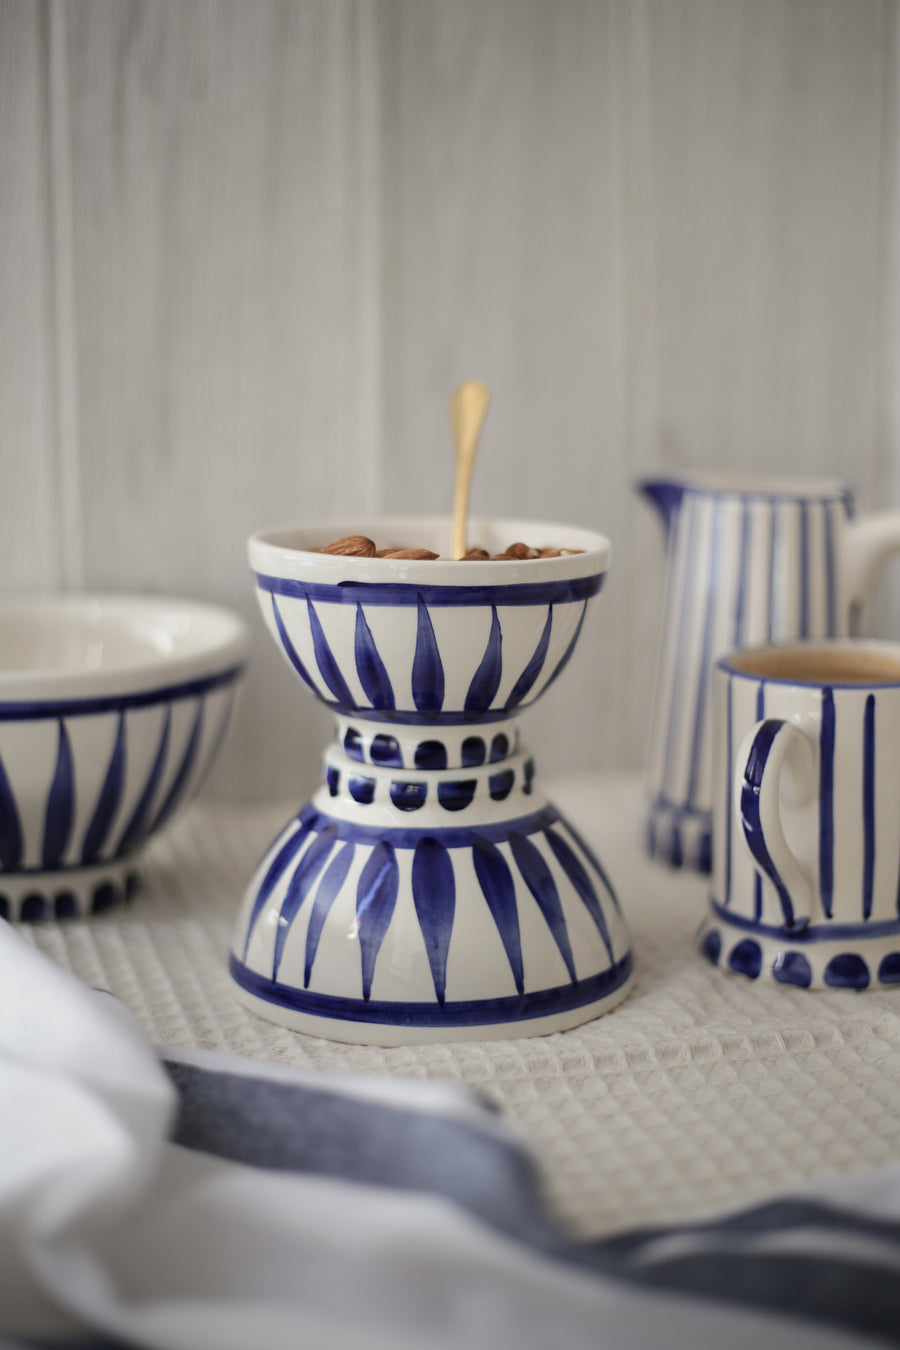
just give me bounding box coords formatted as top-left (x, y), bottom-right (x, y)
top-left (863, 694), bottom-right (876, 920)
top-left (739, 719), bottom-right (801, 930)
top-left (819, 688), bottom-right (835, 919)
top-left (255, 573), bottom-right (604, 607)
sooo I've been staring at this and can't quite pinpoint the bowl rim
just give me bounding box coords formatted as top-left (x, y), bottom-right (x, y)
top-left (0, 592), bottom-right (250, 704)
top-left (248, 515), bottom-right (610, 587)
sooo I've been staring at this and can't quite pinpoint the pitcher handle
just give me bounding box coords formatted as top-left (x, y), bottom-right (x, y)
top-left (736, 717), bottom-right (817, 932)
top-left (844, 510), bottom-right (900, 611)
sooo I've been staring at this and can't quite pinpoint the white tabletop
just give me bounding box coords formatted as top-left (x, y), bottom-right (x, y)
top-left (22, 770), bottom-right (900, 1240)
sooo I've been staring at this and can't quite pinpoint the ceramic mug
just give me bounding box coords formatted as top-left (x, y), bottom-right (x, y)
top-left (699, 639), bottom-right (900, 989)
top-left (640, 473), bottom-right (900, 873)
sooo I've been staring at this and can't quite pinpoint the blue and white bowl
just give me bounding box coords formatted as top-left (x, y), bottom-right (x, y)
top-left (232, 517), bottom-right (634, 1044)
top-left (0, 593), bottom-right (249, 920)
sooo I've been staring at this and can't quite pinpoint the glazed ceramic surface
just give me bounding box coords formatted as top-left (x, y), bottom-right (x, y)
top-left (640, 472), bottom-right (900, 874)
top-left (231, 516), bottom-right (634, 1044)
top-left (700, 639), bottom-right (900, 990)
top-left (0, 594), bottom-right (249, 919)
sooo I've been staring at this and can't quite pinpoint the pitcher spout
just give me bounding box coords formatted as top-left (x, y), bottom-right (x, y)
top-left (638, 478), bottom-right (685, 542)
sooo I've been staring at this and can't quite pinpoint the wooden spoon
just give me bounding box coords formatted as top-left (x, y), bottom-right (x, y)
top-left (449, 380), bottom-right (491, 559)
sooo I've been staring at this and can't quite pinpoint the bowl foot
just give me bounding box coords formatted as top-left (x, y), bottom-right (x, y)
top-left (0, 861), bottom-right (138, 922)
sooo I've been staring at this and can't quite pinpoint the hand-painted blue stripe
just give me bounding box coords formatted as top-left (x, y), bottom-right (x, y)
top-left (0, 748), bottom-right (23, 871)
top-left (271, 595), bottom-right (319, 695)
top-left (709, 897), bottom-right (900, 942)
top-left (685, 501), bottom-right (722, 807)
top-left (472, 837), bottom-right (523, 993)
top-left (739, 718), bottom-right (801, 930)
top-left (820, 687), bottom-right (835, 918)
top-left (42, 720), bottom-right (74, 868)
top-left (115, 708), bottom-right (170, 857)
top-left (799, 500), bottom-right (810, 638)
top-left (824, 502), bottom-right (837, 634)
top-left (357, 842), bottom-right (399, 1000)
top-left (295, 802), bottom-right (560, 849)
top-left (243, 818), bottom-right (316, 959)
top-left (354, 603), bottom-right (395, 710)
top-left (231, 950), bottom-right (633, 1026)
top-left (503, 607), bottom-right (552, 712)
top-left (724, 673), bottom-right (733, 907)
top-left (437, 779), bottom-right (477, 811)
top-left (465, 606), bottom-right (503, 714)
top-left (554, 813), bottom-right (623, 917)
top-left (274, 826), bottom-right (339, 979)
top-left (149, 701), bottom-right (204, 834)
top-left (412, 837), bottom-right (455, 1004)
top-left (535, 598), bottom-right (589, 702)
top-left (661, 500), bottom-right (697, 800)
top-left (81, 711), bottom-right (127, 865)
top-left (0, 666), bottom-right (243, 721)
top-left (412, 596), bottom-right (445, 714)
top-left (370, 734), bottom-right (402, 766)
top-left (255, 572), bottom-right (604, 608)
top-left (304, 841), bottom-right (355, 987)
top-left (863, 693), bottom-right (876, 920)
top-left (415, 739), bottom-right (447, 770)
top-left (766, 499), bottom-right (778, 642)
top-left (732, 500), bottom-right (751, 648)
top-left (544, 827), bottom-right (614, 961)
top-left (308, 598), bottom-right (355, 706)
top-left (189, 689), bottom-right (236, 799)
top-left (754, 682), bottom-right (764, 922)
top-left (509, 831), bottom-right (576, 983)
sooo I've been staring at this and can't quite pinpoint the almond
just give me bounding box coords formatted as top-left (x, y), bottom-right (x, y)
top-left (463, 547), bottom-right (491, 561)
top-left (379, 548), bottom-right (439, 560)
top-left (320, 535), bottom-right (377, 557)
top-left (497, 542), bottom-right (540, 560)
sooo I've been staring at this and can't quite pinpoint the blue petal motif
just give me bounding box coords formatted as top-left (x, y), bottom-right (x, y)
top-left (354, 604), bottom-right (395, 710)
top-left (150, 701), bottom-right (204, 833)
top-left (243, 816), bottom-right (315, 959)
top-left (271, 594), bottom-right (319, 695)
top-left (539, 599), bottom-right (589, 696)
top-left (472, 837), bottom-right (523, 994)
top-left (116, 708), bottom-right (171, 857)
top-left (305, 841), bottom-right (355, 987)
top-left (465, 606), bottom-right (503, 714)
top-left (557, 814), bottom-right (623, 916)
top-left (545, 827), bottom-right (613, 962)
top-left (0, 748), bottom-right (23, 871)
top-left (82, 712), bottom-right (127, 864)
top-left (412, 596), bottom-right (445, 715)
top-left (357, 842), bottom-right (399, 1000)
top-left (274, 825), bottom-right (339, 979)
top-left (308, 598), bottom-right (355, 706)
top-left (42, 721), bottom-right (74, 868)
top-left (412, 837), bottom-right (455, 1004)
top-left (509, 832), bottom-right (576, 983)
top-left (504, 606), bottom-right (553, 711)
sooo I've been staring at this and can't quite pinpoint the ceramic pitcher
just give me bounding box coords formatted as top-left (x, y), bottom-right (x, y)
top-left (640, 472), bottom-right (900, 873)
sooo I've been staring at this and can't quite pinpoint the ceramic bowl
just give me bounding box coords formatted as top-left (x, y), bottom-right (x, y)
top-left (0, 593), bottom-right (250, 920)
top-left (232, 516), bottom-right (634, 1045)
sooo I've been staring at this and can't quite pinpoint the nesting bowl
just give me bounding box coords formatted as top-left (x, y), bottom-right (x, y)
top-left (231, 516), bottom-right (634, 1044)
top-left (0, 593), bottom-right (249, 920)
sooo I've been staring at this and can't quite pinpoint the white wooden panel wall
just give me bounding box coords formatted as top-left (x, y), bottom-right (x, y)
top-left (1, 0), bottom-right (896, 801)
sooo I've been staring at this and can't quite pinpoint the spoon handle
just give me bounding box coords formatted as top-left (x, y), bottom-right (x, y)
top-left (450, 381), bottom-right (491, 560)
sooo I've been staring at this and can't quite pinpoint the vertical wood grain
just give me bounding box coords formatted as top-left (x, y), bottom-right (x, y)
top-left (1, 0), bottom-right (897, 801)
top-left (62, 0), bottom-right (383, 796)
top-left (0, 0), bottom-right (61, 588)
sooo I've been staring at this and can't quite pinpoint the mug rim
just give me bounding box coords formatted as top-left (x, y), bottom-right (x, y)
top-left (717, 638), bottom-right (900, 690)
top-left (652, 470), bottom-right (854, 502)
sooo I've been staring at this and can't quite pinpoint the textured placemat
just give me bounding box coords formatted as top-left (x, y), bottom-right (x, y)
top-left (21, 772), bottom-right (900, 1240)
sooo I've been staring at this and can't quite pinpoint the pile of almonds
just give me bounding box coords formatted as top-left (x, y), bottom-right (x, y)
top-left (313, 535), bottom-right (581, 560)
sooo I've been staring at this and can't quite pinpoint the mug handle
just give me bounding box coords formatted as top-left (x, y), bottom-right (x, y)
top-left (735, 717), bottom-right (817, 932)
